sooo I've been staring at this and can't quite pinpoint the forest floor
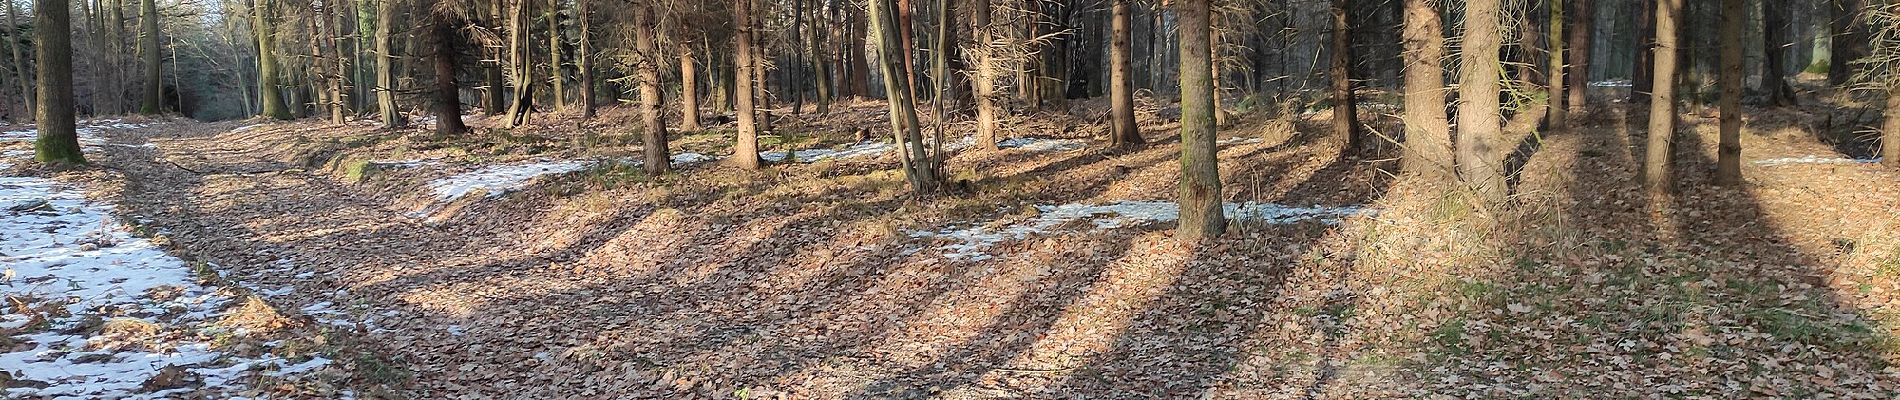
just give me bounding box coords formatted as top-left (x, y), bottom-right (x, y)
top-left (5, 85), bottom-right (1900, 398)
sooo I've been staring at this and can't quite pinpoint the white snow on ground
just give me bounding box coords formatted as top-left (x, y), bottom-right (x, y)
top-left (0, 152), bottom-right (326, 398)
top-left (0, 120), bottom-right (151, 149)
top-left (368, 158), bottom-right (443, 168)
top-left (998, 137), bottom-right (1089, 152)
top-left (1753, 155), bottom-right (1883, 166)
top-left (911, 201), bottom-right (1373, 261)
top-left (761, 140), bottom-right (899, 163)
top-left (1216, 136), bottom-right (1265, 146)
top-left (1590, 80), bottom-right (1634, 88)
top-left (424, 159), bottom-right (595, 200)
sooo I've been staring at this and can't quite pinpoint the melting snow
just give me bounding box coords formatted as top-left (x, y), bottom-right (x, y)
top-left (1753, 155), bottom-right (1883, 166)
top-left (911, 201), bottom-right (1373, 261)
top-left (997, 137), bottom-right (1089, 152)
top-left (1, 158), bottom-right (324, 398)
top-left (424, 160), bottom-right (595, 200)
top-left (761, 140), bottom-right (898, 163)
top-left (1590, 80), bottom-right (1634, 88)
top-left (1216, 136), bottom-right (1265, 146)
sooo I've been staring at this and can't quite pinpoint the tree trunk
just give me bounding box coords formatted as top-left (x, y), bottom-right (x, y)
top-left (1330, 0), bottom-right (1359, 152)
top-left (1457, 0), bottom-right (1506, 201)
top-left (1176, 0), bottom-right (1224, 240)
top-left (6, 0), bottom-right (32, 120)
top-left (847, 5), bottom-right (870, 99)
top-left (429, 8), bottom-right (468, 135)
top-left (506, 0), bottom-right (534, 127)
top-left (256, 0), bottom-right (291, 120)
top-left (635, 4), bottom-right (669, 174)
top-left (1548, 0), bottom-right (1567, 129)
top-left (34, 0), bottom-right (81, 164)
top-left (483, 0), bottom-right (504, 114)
top-left (137, 0), bottom-right (160, 114)
top-left (577, 0), bottom-right (594, 118)
top-left (375, 0), bottom-right (403, 127)
top-left (1714, 0), bottom-right (1741, 185)
top-left (792, 0), bottom-right (806, 114)
top-left (1566, 0), bottom-right (1592, 109)
top-left (1829, 0), bottom-right (1863, 85)
top-left (929, 0), bottom-right (952, 155)
top-left (326, 0), bottom-right (349, 123)
top-left (1886, 86), bottom-right (1900, 166)
top-left (547, 0), bottom-right (564, 111)
top-left (1631, 0), bottom-right (1653, 103)
top-left (678, 39), bottom-right (701, 130)
top-left (1762, 0), bottom-right (1796, 106)
top-left (1108, 0), bottom-right (1141, 147)
top-left (1644, 0), bottom-right (1681, 194)
top-left (970, 0), bottom-right (1001, 150)
top-left (732, 0), bottom-right (762, 169)
top-left (810, 0), bottom-right (831, 114)
top-left (869, 0), bottom-right (938, 192)
top-left (1400, 0), bottom-right (1452, 181)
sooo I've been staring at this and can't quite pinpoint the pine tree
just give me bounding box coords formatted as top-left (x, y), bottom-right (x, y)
top-left (1108, 0), bottom-right (1142, 148)
top-left (1176, 0), bottom-right (1225, 240)
top-left (34, 0), bottom-right (82, 164)
top-left (138, 0), bottom-right (160, 114)
top-left (374, 0), bottom-right (403, 127)
top-left (731, 0), bottom-right (762, 169)
top-left (1457, 0), bottom-right (1507, 201)
top-left (634, 3), bottom-right (669, 174)
top-left (1644, 0), bottom-right (1683, 194)
top-left (255, 0), bottom-right (292, 120)
top-left (1714, 0), bottom-right (1742, 185)
top-left (1401, 0), bottom-right (1452, 181)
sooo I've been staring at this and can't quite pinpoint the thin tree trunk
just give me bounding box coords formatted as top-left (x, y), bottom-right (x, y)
top-left (929, 0), bottom-right (952, 156)
top-left (971, 0), bottom-right (1000, 150)
top-left (1176, 0), bottom-right (1223, 240)
top-left (375, 0), bottom-right (402, 127)
top-left (678, 39), bottom-right (701, 130)
top-left (1401, 0), bottom-right (1452, 181)
top-left (635, 4), bottom-right (668, 174)
top-left (324, 0), bottom-right (348, 123)
top-left (256, 0), bottom-right (291, 119)
top-left (1644, 0), bottom-right (1682, 194)
top-left (34, 0), bottom-right (81, 164)
top-left (506, 0), bottom-right (534, 127)
top-left (137, 0), bottom-right (159, 114)
top-left (848, 5), bottom-right (870, 99)
top-left (429, 7), bottom-right (468, 135)
top-left (1330, 0), bottom-right (1359, 151)
top-left (1548, 0), bottom-right (1566, 128)
top-left (732, 0), bottom-right (761, 169)
top-left (1762, 0), bottom-right (1796, 106)
top-left (1829, 0), bottom-right (1863, 85)
top-left (1566, 0), bottom-right (1592, 109)
top-left (1886, 86), bottom-right (1899, 166)
top-left (577, 0), bottom-right (593, 118)
top-left (6, 0), bottom-right (32, 120)
top-left (811, 0), bottom-right (831, 114)
top-left (1631, 0), bottom-right (1653, 103)
top-left (1714, 0), bottom-right (1742, 185)
top-left (547, 0), bottom-right (563, 111)
top-left (1108, 0), bottom-right (1141, 147)
top-left (792, 0), bottom-right (806, 114)
top-left (1457, 0), bottom-right (1507, 201)
top-left (869, 0), bottom-right (937, 192)
top-left (483, 0), bottom-right (504, 114)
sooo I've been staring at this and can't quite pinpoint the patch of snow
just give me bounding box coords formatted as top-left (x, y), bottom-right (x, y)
top-left (1590, 79), bottom-right (1634, 88)
top-left (0, 167), bottom-right (322, 398)
top-left (230, 124), bottom-right (269, 133)
top-left (761, 140), bottom-right (898, 163)
top-left (368, 158), bottom-right (443, 168)
top-left (1216, 136), bottom-right (1265, 146)
top-left (997, 137), bottom-right (1089, 152)
top-left (424, 159), bottom-right (594, 201)
top-left (1753, 155), bottom-right (1882, 166)
top-left (911, 201), bottom-right (1373, 261)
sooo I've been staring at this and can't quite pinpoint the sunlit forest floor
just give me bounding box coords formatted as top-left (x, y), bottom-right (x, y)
top-left (5, 83), bottom-right (1900, 398)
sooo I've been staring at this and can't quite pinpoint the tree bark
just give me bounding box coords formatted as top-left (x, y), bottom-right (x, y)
top-left (428, 7), bottom-right (468, 135)
top-left (971, 0), bottom-right (1000, 150)
top-left (1566, 0), bottom-right (1592, 109)
top-left (375, 0), bottom-right (403, 127)
top-left (811, 0), bottom-right (831, 114)
top-left (732, 0), bottom-right (762, 169)
top-left (678, 39), bottom-right (701, 130)
top-left (1829, 0), bottom-right (1864, 85)
top-left (1108, 0), bottom-right (1141, 147)
top-left (1457, 0), bottom-right (1506, 201)
top-left (1330, 0), bottom-right (1359, 152)
top-left (1886, 87), bottom-right (1900, 166)
top-left (1400, 0), bottom-right (1452, 182)
top-left (1714, 0), bottom-right (1742, 185)
top-left (577, 0), bottom-right (594, 118)
top-left (6, 0), bottom-right (32, 120)
top-left (505, 0), bottom-right (534, 127)
top-left (635, 4), bottom-right (669, 174)
top-left (483, 0), bottom-right (505, 114)
top-left (869, 0), bottom-right (938, 192)
top-left (137, 0), bottom-right (160, 114)
top-left (847, 5), bottom-right (870, 99)
top-left (256, 0), bottom-right (291, 120)
top-left (1176, 0), bottom-right (1224, 240)
top-left (34, 0), bottom-right (81, 164)
top-left (792, 0), bottom-right (806, 113)
top-left (325, 0), bottom-right (349, 123)
top-left (1630, 0), bottom-right (1653, 103)
top-left (1644, 0), bottom-right (1681, 194)
top-left (1762, 0), bottom-right (1796, 106)
top-left (1548, 0), bottom-right (1566, 129)
top-left (547, 0), bottom-right (564, 111)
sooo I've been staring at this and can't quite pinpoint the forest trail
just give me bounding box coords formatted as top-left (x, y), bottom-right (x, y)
top-left (4, 101), bottom-right (1899, 398)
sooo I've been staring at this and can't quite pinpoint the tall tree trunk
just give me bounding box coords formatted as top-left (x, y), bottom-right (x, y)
top-left (792, 0), bottom-right (806, 113)
top-left (137, 0), bottom-right (159, 114)
top-left (429, 8), bottom-right (468, 135)
top-left (1631, 0), bottom-right (1653, 103)
top-left (1021, 0), bottom-right (1042, 109)
top-left (375, 0), bottom-right (403, 127)
top-left (1886, 86), bottom-right (1900, 166)
top-left (1401, 0), bottom-right (1451, 181)
top-left (1714, 0), bottom-right (1741, 185)
top-left (895, 0), bottom-right (919, 103)
top-left (970, 0), bottom-right (1000, 150)
top-left (330, 0), bottom-right (350, 123)
top-left (547, 0), bottom-right (564, 111)
top-left (929, 0), bottom-right (952, 154)
top-left (635, 4), bottom-right (668, 174)
top-left (34, 0), bottom-right (81, 164)
top-left (482, 0), bottom-right (504, 114)
top-left (1762, 0), bottom-right (1796, 106)
top-left (732, 0), bottom-right (761, 169)
top-left (103, 0), bottom-right (121, 116)
top-left (847, 5), bottom-right (870, 99)
top-left (6, 0), bottom-right (32, 120)
top-left (1457, 0), bottom-right (1506, 201)
top-left (678, 39), bottom-right (701, 130)
top-left (1548, 0), bottom-right (1566, 128)
top-left (1176, 0), bottom-right (1223, 240)
top-left (1644, 0), bottom-right (1682, 194)
top-left (505, 0), bottom-right (534, 127)
top-left (577, 0), bottom-right (593, 118)
top-left (1565, 0), bottom-right (1592, 109)
top-left (869, 0), bottom-right (937, 191)
top-left (1829, 0), bottom-right (1863, 85)
top-left (1330, 0), bottom-right (1359, 152)
top-left (255, 0), bottom-right (291, 119)
top-left (1108, 0), bottom-right (1141, 147)
top-left (811, 0), bottom-right (832, 114)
